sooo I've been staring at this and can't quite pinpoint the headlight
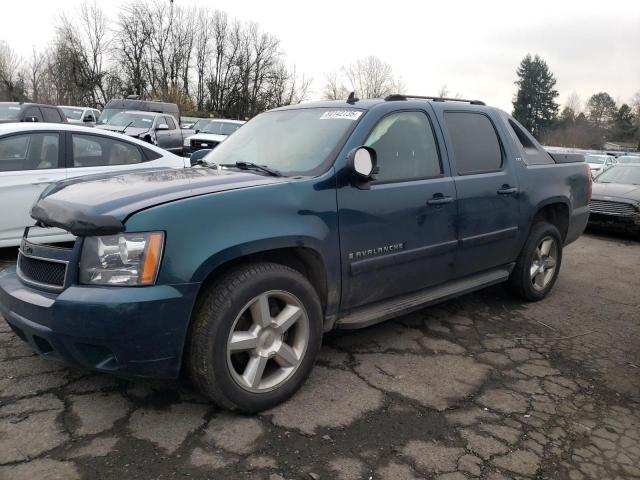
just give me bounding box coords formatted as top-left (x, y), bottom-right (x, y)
top-left (79, 232), bottom-right (164, 286)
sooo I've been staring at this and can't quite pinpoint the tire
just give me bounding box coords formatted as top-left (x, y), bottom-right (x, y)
top-left (186, 262), bottom-right (323, 412)
top-left (509, 222), bottom-right (563, 301)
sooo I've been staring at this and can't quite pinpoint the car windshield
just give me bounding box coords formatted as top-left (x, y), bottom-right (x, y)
top-left (203, 108), bottom-right (362, 175)
top-left (596, 166), bottom-right (640, 185)
top-left (107, 112), bottom-right (155, 128)
top-left (194, 119), bottom-right (242, 135)
top-left (0, 103), bottom-right (22, 120)
top-left (60, 107), bottom-right (84, 121)
top-left (617, 156), bottom-right (640, 164)
top-left (585, 155), bottom-right (606, 164)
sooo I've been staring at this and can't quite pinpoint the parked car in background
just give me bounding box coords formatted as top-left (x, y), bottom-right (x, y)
top-left (98, 96), bottom-right (181, 126)
top-left (0, 96), bottom-right (590, 412)
top-left (616, 155), bottom-right (640, 164)
top-left (59, 106), bottom-right (101, 127)
top-left (589, 163), bottom-right (640, 234)
top-left (0, 103), bottom-right (68, 124)
top-left (96, 111), bottom-right (186, 156)
top-left (584, 154), bottom-right (616, 177)
top-left (0, 123), bottom-right (187, 247)
top-left (183, 118), bottom-right (245, 157)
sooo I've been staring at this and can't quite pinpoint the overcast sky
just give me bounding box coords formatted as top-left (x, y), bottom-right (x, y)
top-left (2, 0), bottom-right (639, 112)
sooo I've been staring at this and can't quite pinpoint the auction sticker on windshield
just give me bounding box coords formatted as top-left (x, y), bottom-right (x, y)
top-left (320, 110), bottom-right (363, 120)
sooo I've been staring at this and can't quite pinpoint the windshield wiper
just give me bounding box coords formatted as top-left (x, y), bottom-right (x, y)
top-left (118, 121), bottom-right (134, 134)
top-left (220, 162), bottom-right (282, 177)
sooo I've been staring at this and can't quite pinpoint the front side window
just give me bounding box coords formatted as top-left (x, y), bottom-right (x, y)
top-left (0, 133), bottom-right (59, 172)
top-left (23, 107), bottom-right (43, 122)
top-left (42, 107), bottom-right (63, 123)
top-left (164, 116), bottom-right (177, 130)
top-left (72, 134), bottom-right (144, 167)
top-left (445, 112), bottom-right (502, 174)
top-left (364, 111), bottom-right (442, 182)
top-left (61, 107), bottom-right (84, 121)
top-left (204, 108), bottom-right (361, 175)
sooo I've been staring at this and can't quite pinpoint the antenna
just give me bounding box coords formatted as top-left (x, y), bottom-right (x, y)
top-left (346, 92), bottom-right (359, 104)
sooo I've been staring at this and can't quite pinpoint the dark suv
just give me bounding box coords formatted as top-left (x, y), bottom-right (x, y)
top-left (0, 102), bottom-right (68, 124)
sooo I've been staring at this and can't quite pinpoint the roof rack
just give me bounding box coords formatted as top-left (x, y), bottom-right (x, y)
top-left (384, 94), bottom-right (485, 106)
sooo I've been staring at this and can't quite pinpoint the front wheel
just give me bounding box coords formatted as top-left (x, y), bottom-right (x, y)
top-left (186, 262), bottom-right (323, 412)
top-left (509, 222), bottom-right (563, 301)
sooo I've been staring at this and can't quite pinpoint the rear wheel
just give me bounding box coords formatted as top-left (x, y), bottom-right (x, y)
top-left (509, 222), bottom-right (563, 301)
top-left (186, 262), bottom-right (322, 412)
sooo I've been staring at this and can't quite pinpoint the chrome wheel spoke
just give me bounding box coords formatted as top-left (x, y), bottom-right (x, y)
top-left (534, 271), bottom-right (546, 288)
top-left (530, 264), bottom-right (539, 279)
top-left (242, 354), bottom-right (268, 389)
top-left (229, 331), bottom-right (259, 352)
top-left (274, 343), bottom-right (299, 367)
top-left (544, 257), bottom-right (556, 269)
top-left (249, 294), bottom-right (272, 328)
top-left (540, 238), bottom-right (553, 256)
top-left (273, 304), bottom-right (301, 333)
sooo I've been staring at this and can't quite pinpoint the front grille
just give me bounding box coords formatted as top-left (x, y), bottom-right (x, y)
top-left (17, 253), bottom-right (67, 289)
top-left (589, 200), bottom-right (637, 217)
top-left (191, 139), bottom-right (219, 151)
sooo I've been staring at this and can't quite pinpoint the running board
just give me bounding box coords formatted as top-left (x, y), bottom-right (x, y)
top-left (335, 265), bottom-right (513, 330)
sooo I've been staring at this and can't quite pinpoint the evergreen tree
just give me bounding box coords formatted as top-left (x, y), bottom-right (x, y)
top-left (512, 54), bottom-right (559, 137)
top-left (612, 104), bottom-right (637, 141)
top-left (586, 92), bottom-right (617, 128)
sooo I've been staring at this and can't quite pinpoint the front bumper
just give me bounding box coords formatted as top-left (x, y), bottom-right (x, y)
top-left (0, 267), bottom-right (199, 379)
top-left (588, 212), bottom-right (640, 232)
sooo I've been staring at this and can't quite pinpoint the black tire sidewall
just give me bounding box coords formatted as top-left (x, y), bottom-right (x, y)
top-left (200, 264), bottom-right (322, 412)
top-left (512, 222), bottom-right (563, 301)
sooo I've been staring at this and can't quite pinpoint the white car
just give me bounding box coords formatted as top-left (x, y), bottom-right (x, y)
top-left (59, 106), bottom-right (101, 127)
top-left (0, 123), bottom-right (188, 247)
top-left (585, 154), bottom-right (616, 177)
top-left (183, 118), bottom-right (245, 157)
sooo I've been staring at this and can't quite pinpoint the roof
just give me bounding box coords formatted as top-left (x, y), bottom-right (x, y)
top-left (272, 96), bottom-right (499, 114)
top-left (196, 118), bottom-right (245, 125)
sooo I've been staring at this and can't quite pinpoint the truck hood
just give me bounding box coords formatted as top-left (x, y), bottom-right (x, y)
top-left (186, 133), bottom-right (227, 144)
top-left (31, 167), bottom-right (286, 236)
top-left (592, 182), bottom-right (640, 202)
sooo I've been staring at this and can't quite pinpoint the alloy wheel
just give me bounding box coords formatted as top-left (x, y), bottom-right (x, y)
top-left (530, 236), bottom-right (558, 291)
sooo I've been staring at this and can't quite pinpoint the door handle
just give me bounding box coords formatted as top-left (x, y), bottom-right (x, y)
top-left (497, 186), bottom-right (518, 195)
top-left (427, 195), bottom-right (454, 206)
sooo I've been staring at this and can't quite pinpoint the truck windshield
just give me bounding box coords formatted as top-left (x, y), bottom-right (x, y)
top-left (97, 108), bottom-right (125, 125)
top-left (107, 112), bottom-right (155, 128)
top-left (203, 108), bottom-right (363, 175)
top-left (60, 107), bottom-right (84, 121)
top-left (0, 104), bottom-right (22, 120)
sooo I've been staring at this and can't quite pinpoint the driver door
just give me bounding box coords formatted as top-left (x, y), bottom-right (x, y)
top-left (337, 109), bottom-right (458, 310)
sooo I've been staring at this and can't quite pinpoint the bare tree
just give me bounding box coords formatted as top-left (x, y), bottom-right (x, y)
top-left (116, 1), bottom-right (152, 96)
top-left (0, 41), bottom-right (27, 101)
top-left (437, 85), bottom-right (449, 98)
top-left (323, 56), bottom-right (403, 100)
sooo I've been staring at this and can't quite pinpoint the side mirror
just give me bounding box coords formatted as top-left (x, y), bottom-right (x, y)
top-left (346, 146), bottom-right (377, 186)
top-left (84, 116), bottom-right (94, 123)
top-left (23, 116), bottom-right (39, 123)
top-left (190, 149), bottom-right (213, 166)
top-left (156, 124), bottom-right (169, 131)
top-left (194, 129), bottom-right (200, 134)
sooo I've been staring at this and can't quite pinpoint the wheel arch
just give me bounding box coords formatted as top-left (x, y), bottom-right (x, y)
top-left (528, 198), bottom-right (571, 243)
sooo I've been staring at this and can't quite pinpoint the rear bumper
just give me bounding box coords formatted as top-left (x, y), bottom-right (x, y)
top-left (0, 267), bottom-right (199, 379)
top-left (565, 205), bottom-right (590, 245)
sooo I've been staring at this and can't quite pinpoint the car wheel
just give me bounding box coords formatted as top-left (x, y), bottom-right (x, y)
top-left (509, 222), bottom-right (563, 301)
top-left (186, 262), bottom-right (323, 412)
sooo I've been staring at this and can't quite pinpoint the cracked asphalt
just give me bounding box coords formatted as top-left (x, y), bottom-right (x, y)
top-left (0, 230), bottom-right (639, 480)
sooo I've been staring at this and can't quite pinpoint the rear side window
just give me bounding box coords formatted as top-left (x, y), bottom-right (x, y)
top-left (72, 134), bottom-right (144, 167)
top-left (0, 133), bottom-right (60, 172)
top-left (506, 117), bottom-right (554, 165)
top-left (444, 112), bottom-right (502, 174)
top-left (42, 107), bottom-right (63, 123)
top-left (364, 111), bottom-right (442, 182)
top-left (164, 116), bottom-right (177, 130)
top-left (23, 107), bottom-right (43, 122)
